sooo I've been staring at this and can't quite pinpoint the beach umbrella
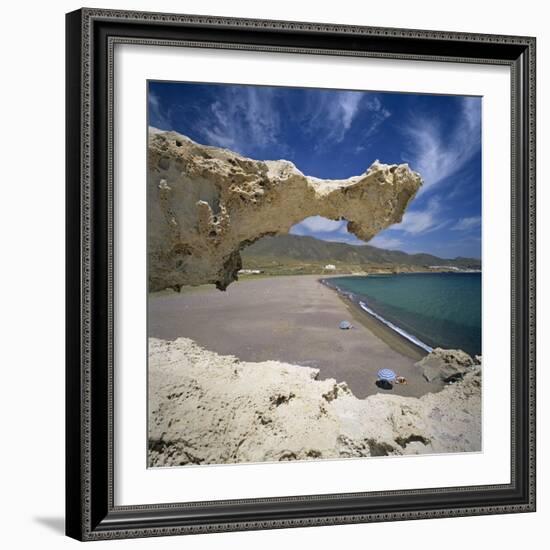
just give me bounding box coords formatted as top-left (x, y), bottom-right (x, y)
top-left (339, 320), bottom-right (352, 330)
top-left (377, 368), bottom-right (397, 382)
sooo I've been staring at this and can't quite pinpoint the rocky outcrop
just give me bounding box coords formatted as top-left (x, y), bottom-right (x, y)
top-left (148, 129), bottom-right (422, 291)
top-left (416, 348), bottom-right (476, 383)
top-left (148, 338), bottom-right (481, 467)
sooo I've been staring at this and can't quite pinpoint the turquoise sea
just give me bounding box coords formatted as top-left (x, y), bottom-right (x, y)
top-left (328, 272), bottom-right (481, 356)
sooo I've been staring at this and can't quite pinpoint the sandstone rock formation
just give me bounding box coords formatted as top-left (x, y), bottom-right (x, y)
top-left (148, 338), bottom-right (481, 467)
top-left (415, 348), bottom-right (476, 383)
top-left (148, 129), bottom-right (422, 291)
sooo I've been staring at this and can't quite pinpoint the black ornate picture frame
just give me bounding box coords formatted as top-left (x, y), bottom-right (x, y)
top-left (66, 8), bottom-right (536, 541)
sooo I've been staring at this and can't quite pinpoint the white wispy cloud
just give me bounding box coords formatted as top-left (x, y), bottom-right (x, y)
top-left (387, 197), bottom-right (447, 235)
top-left (308, 92), bottom-right (391, 147)
top-left (338, 93), bottom-right (362, 130)
top-left (290, 216), bottom-right (367, 245)
top-left (199, 87), bottom-right (281, 155)
top-left (195, 87), bottom-right (391, 156)
top-left (359, 96), bottom-right (392, 138)
top-left (148, 91), bottom-right (172, 131)
top-left (291, 216), bottom-right (347, 234)
top-left (292, 200), bottom-right (447, 246)
top-left (451, 216), bottom-right (481, 231)
top-left (368, 235), bottom-right (404, 249)
top-left (402, 96), bottom-right (481, 193)
top-left (309, 91), bottom-right (361, 143)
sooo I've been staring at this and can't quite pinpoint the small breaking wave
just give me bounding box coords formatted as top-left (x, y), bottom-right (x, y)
top-left (321, 278), bottom-right (434, 353)
top-left (358, 300), bottom-right (433, 353)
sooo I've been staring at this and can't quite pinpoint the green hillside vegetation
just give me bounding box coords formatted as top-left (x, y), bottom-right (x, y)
top-left (240, 234), bottom-right (481, 277)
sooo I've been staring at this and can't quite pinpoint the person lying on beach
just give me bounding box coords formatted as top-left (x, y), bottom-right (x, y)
top-left (395, 376), bottom-right (408, 385)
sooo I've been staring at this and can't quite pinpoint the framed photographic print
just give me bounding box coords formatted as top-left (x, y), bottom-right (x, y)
top-left (65, 8), bottom-right (536, 541)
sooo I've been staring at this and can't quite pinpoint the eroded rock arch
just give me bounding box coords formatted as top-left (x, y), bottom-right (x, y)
top-left (148, 129), bottom-right (422, 291)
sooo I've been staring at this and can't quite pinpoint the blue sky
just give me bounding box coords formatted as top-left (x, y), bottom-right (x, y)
top-left (149, 81), bottom-right (482, 259)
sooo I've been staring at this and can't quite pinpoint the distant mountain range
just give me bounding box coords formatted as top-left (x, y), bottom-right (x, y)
top-left (241, 234), bottom-right (481, 272)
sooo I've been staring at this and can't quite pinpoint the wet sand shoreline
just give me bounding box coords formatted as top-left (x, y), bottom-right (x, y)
top-left (320, 277), bottom-right (428, 362)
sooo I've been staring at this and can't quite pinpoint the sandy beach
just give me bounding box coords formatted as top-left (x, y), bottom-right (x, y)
top-left (149, 274), bottom-right (443, 398)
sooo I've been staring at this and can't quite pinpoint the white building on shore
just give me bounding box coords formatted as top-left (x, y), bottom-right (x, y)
top-left (238, 269), bottom-right (263, 275)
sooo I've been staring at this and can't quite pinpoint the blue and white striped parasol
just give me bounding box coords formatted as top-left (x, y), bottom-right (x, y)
top-left (377, 368), bottom-right (397, 381)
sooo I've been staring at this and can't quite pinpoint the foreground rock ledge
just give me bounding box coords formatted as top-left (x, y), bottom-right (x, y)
top-left (148, 129), bottom-right (422, 290)
top-left (148, 338), bottom-right (481, 467)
